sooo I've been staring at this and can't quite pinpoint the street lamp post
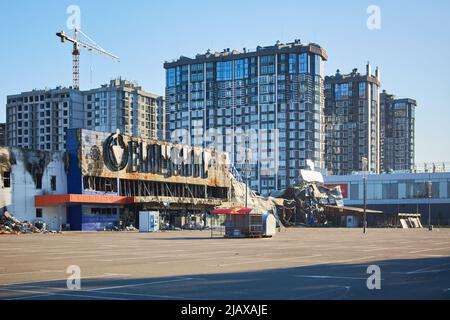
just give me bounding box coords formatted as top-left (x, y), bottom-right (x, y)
top-left (244, 136), bottom-right (250, 208)
top-left (427, 179), bottom-right (433, 231)
top-left (362, 157), bottom-right (368, 234)
top-left (242, 135), bottom-right (251, 237)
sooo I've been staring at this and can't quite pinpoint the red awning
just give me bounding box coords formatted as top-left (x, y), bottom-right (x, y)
top-left (211, 207), bottom-right (253, 215)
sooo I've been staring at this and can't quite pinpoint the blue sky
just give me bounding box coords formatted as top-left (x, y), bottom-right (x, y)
top-left (1, 0), bottom-right (449, 163)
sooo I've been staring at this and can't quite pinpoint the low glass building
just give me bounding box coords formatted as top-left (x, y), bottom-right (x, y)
top-left (324, 172), bottom-right (450, 226)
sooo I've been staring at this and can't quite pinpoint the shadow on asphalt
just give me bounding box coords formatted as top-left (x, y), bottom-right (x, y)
top-left (1, 257), bottom-right (449, 300)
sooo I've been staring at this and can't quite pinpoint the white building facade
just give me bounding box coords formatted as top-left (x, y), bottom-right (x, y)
top-left (0, 147), bottom-right (67, 230)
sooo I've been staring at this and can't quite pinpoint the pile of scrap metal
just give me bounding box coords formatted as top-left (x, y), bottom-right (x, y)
top-left (214, 167), bottom-right (350, 228)
top-left (272, 183), bottom-right (344, 227)
top-left (0, 211), bottom-right (48, 234)
top-left (103, 224), bottom-right (138, 232)
top-left (225, 171), bottom-right (278, 215)
top-left (268, 169), bottom-right (344, 227)
top-left (218, 167), bottom-right (383, 228)
top-left (213, 168), bottom-right (284, 228)
top-left (271, 169), bottom-right (384, 227)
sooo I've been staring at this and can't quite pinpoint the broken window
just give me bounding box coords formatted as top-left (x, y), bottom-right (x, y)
top-left (36, 174), bottom-right (43, 189)
top-left (83, 176), bottom-right (117, 193)
top-left (51, 176), bottom-right (56, 191)
top-left (3, 172), bottom-right (11, 188)
top-left (36, 208), bottom-right (43, 218)
top-left (91, 208), bottom-right (116, 215)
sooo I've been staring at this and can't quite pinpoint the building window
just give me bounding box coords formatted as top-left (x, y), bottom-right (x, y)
top-left (260, 65), bottom-right (275, 75)
top-left (234, 59), bottom-right (249, 80)
top-left (406, 181), bottom-right (428, 199)
top-left (289, 54), bottom-right (296, 74)
top-left (3, 171), bottom-right (11, 188)
top-left (36, 174), bottom-right (43, 189)
top-left (36, 208), bottom-right (43, 218)
top-left (432, 182), bottom-right (440, 198)
top-left (359, 82), bottom-right (366, 98)
top-left (167, 68), bottom-right (176, 87)
top-left (51, 176), bottom-right (56, 191)
top-left (299, 53), bottom-right (308, 73)
top-left (335, 83), bottom-right (349, 100)
top-left (350, 183), bottom-right (359, 200)
top-left (314, 54), bottom-right (323, 76)
top-left (91, 208), bottom-right (116, 215)
top-left (216, 61), bottom-right (232, 81)
top-left (382, 183), bottom-right (398, 199)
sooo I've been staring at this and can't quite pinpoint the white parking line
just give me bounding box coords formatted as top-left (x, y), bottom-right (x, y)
top-left (7, 294), bottom-right (53, 300)
top-left (329, 256), bottom-right (376, 264)
top-left (295, 275), bottom-right (380, 280)
top-left (1, 285), bottom-right (200, 300)
top-left (420, 254), bottom-right (446, 258)
top-left (0, 273), bottom-right (131, 287)
top-left (295, 286), bottom-right (351, 299)
top-left (0, 270), bottom-right (63, 277)
top-left (87, 277), bottom-right (196, 292)
top-left (408, 249), bottom-right (434, 254)
top-left (409, 247), bottom-right (450, 254)
top-left (0, 287), bottom-right (127, 300)
top-left (407, 262), bottom-right (450, 274)
top-left (45, 252), bottom-right (143, 260)
top-left (89, 290), bottom-right (204, 300)
top-left (94, 255), bottom-right (171, 262)
top-left (209, 254), bottom-right (322, 267)
top-left (362, 247), bottom-right (404, 252)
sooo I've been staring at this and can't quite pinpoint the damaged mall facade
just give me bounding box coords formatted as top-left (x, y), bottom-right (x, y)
top-left (0, 147), bottom-right (67, 230)
top-left (3, 130), bottom-right (449, 230)
top-left (1, 129), bottom-right (233, 231)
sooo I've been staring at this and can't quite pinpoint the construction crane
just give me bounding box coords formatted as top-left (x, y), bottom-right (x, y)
top-left (56, 29), bottom-right (119, 90)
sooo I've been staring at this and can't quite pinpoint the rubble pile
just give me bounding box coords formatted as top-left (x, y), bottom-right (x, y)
top-left (104, 224), bottom-right (138, 232)
top-left (125, 225), bottom-right (137, 231)
top-left (226, 171), bottom-right (278, 215)
top-left (0, 211), bottom-right (47, 234)
top-left (272, 183), bottom-right (344, 227)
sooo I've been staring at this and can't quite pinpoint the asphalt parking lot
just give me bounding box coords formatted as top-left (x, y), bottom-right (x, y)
top-left (0, 228), bottom-right (449, 300)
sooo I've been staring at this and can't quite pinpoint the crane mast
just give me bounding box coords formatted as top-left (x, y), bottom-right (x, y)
top-left (56, 29), bottom-right (119, 90)
top-left (72, 30), bottom-right (80, 90)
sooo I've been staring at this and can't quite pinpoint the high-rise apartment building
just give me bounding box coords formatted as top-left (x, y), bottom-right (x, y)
top-left (164, 40), bottom-right (328, 195)
top-left (380, 91), bottom-right (416, 172)
top-left (0, 123), bottom-right (6, 146)
top-left (83, 79), bottom-right (165, 140)
top-left (6, 87), bottom-right (84, 151)
top-left (6, 79), bottom-right (165, 151)
top-left (324, 64), bottom-right (381, 175)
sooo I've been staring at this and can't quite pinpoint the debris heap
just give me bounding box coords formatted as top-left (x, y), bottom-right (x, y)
top-left (272, 183), bottom-right (344, 227)
top-left (0, 211), bottom-right (46, 234)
